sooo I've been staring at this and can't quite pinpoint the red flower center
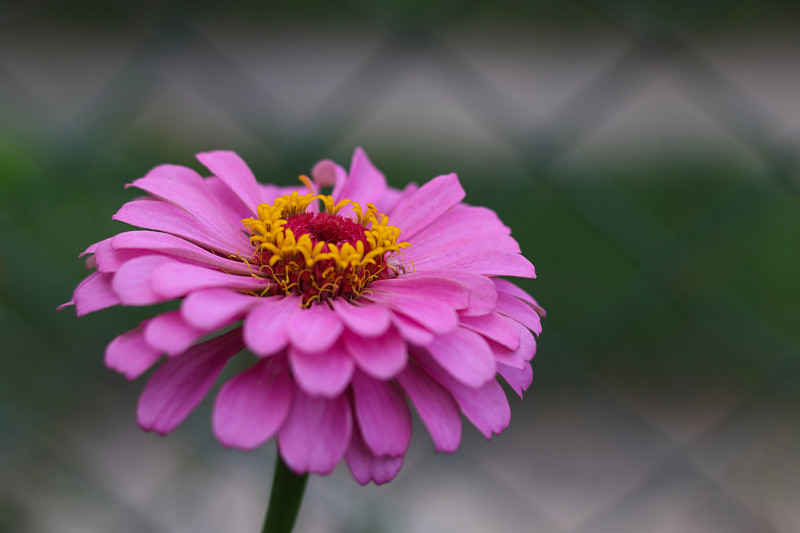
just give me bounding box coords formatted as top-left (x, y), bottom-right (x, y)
top-left (283, 212), bottom-right (368, 249)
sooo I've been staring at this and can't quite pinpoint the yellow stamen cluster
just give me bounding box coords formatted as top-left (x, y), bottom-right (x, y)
top-left (241, 189), bottom-right (409, 305)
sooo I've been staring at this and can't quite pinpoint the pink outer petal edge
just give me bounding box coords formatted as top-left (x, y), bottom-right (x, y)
top-left (332, 299), bottom-right (391, 338)
top-left (213, 356), bottom-right (293, 449)
top-left (68, 271), bottom-right (120, 316)
top-left (414, 347), bottom-right (510, 440)
top-left (389, 173), bottom-right (465, 239)
top-left (182, 288), bottom-right (257, 331)
top-left (137, 329), bottom-right (243, 435)
top-left (345, 424), bottom-right (404, 486)
top-left (243, 296), bottom-right (300, 357)
top-left (289, 343), bottom-right (354, 398)
top-left (286, 303), bottom-right (343, 353)
top-left (343, 326), bottom-right (408, 380)
top-left (196, 151), bottom-right (261, 215)
top-left (396, 363), bottom-right (462, 453)
top-left (105, 320), bottom-right (161, 380)
top-left (277, 388), bottom-right (353, 475)
top-left (351, 370), bottom-right (412, 457)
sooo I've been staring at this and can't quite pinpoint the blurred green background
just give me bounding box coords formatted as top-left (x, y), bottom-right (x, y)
top-left (1, 1), bottom-right (799, 532)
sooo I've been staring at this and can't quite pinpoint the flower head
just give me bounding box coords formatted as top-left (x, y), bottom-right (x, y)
top-left (61, 148), bottom-right (544, 484)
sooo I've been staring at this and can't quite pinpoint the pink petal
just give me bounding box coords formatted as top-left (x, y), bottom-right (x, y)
top-left (212, 356), bottom-right (293, 449)
top-left (396, 363), bottom-right (461, 452)
top-left (196, 151), bottom-right (260, 215)
top-left (312, 159), bottom-right (347, 190)
top-left (369, 276), bottom-right (468, 310)
top-left (409, 233), bottom-right (520, 270)
top-left (144, 310), bottom-right (207, 356)
top-left (409, 243), bottom-right (518, 270)
top-left (497, 362), bottom-right (533, 399)
top-left (343, 327), bottom-right (407, 380)
top-left (499, 320), bottom-right (537, 365)
top-left (493, 278), bottom-right (546, 317)
top-left (425, 327), bottom-right (496, 388)
top-left (416, 349), bottom-right (510, 439)
top-left (380, 182), bottom-right (418, 215)
top-left (137, 329), bottom-right (243, 435)
top-left (286, 304), bottom-right (343, 353)
top-left (456, 377), bottom-right (511, 439)
top-left (150, 262), bottom-right (270, 300)
top-left (495, 292), bottom-right (543, 335)
top-left (243, 297), bottom-right (300, 356)
top-left (351, 370), bottom-right (411, 457)
top-left (331, 300), bottom-right (391, 338)
top-left (514, 321), bottom-right (537, 362)
top-left (460, 312), bottom-right (520, 350)
top-left (407, 204), bottom-right (515, 255)
top-left (114, 199), bottom-right (241, 255)
top-left (93, 236), bottom-right (148, 273)
top-left (289, 343), bottom-right (354, 397)
top-left (277, 388), bottom-right (353, 475)
top-left (408, 235), bottom-right (521, 270)
top-left (389, 173), bottom-right (465, 239)
top-left (69, 272), bottom-right (120, 316)
top-left (111, 231), bottom-right (254, 275)
top-left (489, 319), bottom-right (536, 371)
top-left (489, 340), bottom-right (527, 370)
top-left (205, 176), bottom-right (255, 221)
top-left (391, 313), bottom-right (435, 345)
top-left (128, 165), bottom-right (249, 249)
top-left (366, 291), bottom-right (458, 335)
top-left (402, 270), bottom-right (497, 317)
top-left (493, 277), bottom-right (533, 300)
top-left (97, 251), bottom-right (151, 274)
top-left (334, 147), bottom-right (387, 211)
top-left (80, 240), bottom-right (101, 257)
top-left (112, 256), bottom-right (176, 306)
top-left (345, 425), bottom-right (404, 486)
top-left (181, 289), bottom-right (257, 330)
top-left (415, 250), bottom-right (536, 278)
top-left (105, 321), bottom-right (162, 379)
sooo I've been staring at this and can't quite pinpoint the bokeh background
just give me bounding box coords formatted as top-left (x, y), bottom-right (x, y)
top-left (2, 1), bottom-right (799, 532)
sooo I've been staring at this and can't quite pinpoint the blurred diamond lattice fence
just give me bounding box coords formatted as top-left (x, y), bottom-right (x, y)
top-left (1, 2), bottom-right (798, 532)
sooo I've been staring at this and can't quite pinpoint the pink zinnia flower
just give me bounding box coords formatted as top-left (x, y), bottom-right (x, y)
top-left (61, 148), bottom-right (543, 484)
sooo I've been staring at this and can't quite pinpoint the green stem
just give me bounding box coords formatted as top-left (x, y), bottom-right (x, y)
top-left (261, 453), bottom-right (309, 533)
